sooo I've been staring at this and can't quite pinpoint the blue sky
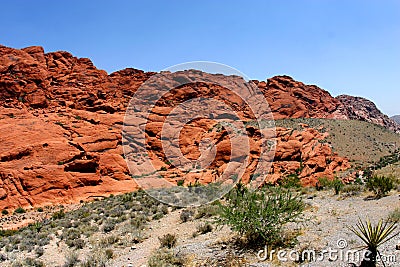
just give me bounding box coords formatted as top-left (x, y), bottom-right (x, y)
top-left (1, 0), bottom-right (399, 115)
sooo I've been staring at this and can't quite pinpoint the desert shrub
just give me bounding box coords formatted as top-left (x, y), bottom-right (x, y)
top-left (35, 246), bottom-right (45, 257)
top-left (316, 177), bottom-right (344, 194)
top-left (196, 223), bottom-right (213, 235)
top-left (67, 238), bottom-right (85, 249)
top-left (159, 233), bottom-right (177, 248)
top-left (331, 178), bottom-right (344, 195)
top-left (23, 258), bottom-right (44, 267)
top-left (63, 250), bottom-right (80, 267)
top-left (102, 220), bottom-right (116, 233)
top-left (316, 177), bottom-right (330, 190)
top-left (180, 209), bottom-right (194, 222)
top-left (14, 207), bottom-right (25, 214)
top-left (366, 175), bottom-right (394, 198)
top-left (159, 204), bottom-right (169, 215)
top-left (61, 228), bottom-right (84, 248)
top-left (0, 253), bottom-right (7, 261)
top-left (98, 235), bottom-right (119, 248)
top-left (80, 224), bottom-right (99, 237)
top-left (52, 209), bottom-right (66, 219)
top-left (342, 184), bottom-right (364, 196)
top-left (148, 248), bottom-right (186, 267)
top-left (194, 204), bottom-right (219, 219)
top-left (388, 208), bottom-right (400, 223)
top-left (278, 173), bottom-right (301, 189)
top-left (152, 212), bottom-right (164, 220)
top-left (130, 215), bottom-right (147, 229)
top-left (105, 249), bottom-right (114, 259)
top-left (2, 209), bottom-right (9, 215)
top-left (200, 251), bottom-right (246, 266)
top-left (80, 250), bottom-right (109, 267)
top-left (37, 207), bottom-right (44, 212)
top-left (216, 183), bottom-right (304, 246)
top-left (11, 261), bottom-right (24, 267)
top-left (0, 229), bottom-right (17, 237)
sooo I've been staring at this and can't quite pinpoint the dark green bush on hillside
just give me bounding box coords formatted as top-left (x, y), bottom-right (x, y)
top-left (366, 175), bottom-right (394, 198)
top-left (14, 207), bottom-right (25, 214)
top-left (216, 183), bottom-right (304, 246)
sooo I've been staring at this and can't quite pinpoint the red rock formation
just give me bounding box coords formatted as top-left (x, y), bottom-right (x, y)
top-left (0, 45), bottom-right (366, 209)
top-left (255, 76), bottom-right (343, 120)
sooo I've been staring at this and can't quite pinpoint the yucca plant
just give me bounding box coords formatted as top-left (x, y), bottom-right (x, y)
top-left (348, 218), bottom-right (398, 267)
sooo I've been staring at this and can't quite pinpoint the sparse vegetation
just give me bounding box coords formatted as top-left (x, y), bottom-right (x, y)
top-left (0, 190), bottom-right (169, 266)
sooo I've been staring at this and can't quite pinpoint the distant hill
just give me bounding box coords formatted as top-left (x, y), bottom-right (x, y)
top-left (391, 115), bottom-right (400, 124)
top-left (335, 95), bottom-right (400, 133)
top-left (276, 118), bottom-right (400, 166)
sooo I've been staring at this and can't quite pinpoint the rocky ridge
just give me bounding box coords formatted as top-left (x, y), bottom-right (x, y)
top-left (0, 45), bottom-right (392, 209)
top-left (391, 115), bottom-right (400, 125)
top-left (336, 95), bottom-right (400, 132)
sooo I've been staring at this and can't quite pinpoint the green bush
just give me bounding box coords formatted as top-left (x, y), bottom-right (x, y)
top-left (1, 209), bottom-right (9, 215)
top-left (366, 175), bottom-right (394, 198)
top-left (331, 178), bottom-right (344, 195)
top-left (14, 207), bottom-right (26, 214)
top-left (316, 177), bottom-right (344, 195)
top-left (216, 183), bottom-right (304, 246)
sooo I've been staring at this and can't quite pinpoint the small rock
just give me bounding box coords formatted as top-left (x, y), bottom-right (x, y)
top-left (396, 243), bottom-right (400, 250)
top-left (130, 246), bottom-right (136, 250)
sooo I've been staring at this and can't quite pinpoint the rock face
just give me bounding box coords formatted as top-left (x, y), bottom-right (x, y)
top-left (0, 44), bottom-right (387, 209)
top-left (336, 95), bottom-right (400, 132)
top-left (391, 115), bottom-right (400, 125)
top-left (255, 76), bottom-right (344, 120)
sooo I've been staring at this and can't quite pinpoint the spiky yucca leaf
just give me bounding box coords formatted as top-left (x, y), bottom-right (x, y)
top-left (348, 218), bottom-right (398, 251)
